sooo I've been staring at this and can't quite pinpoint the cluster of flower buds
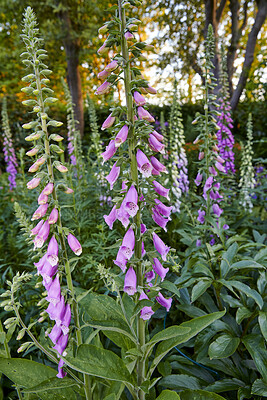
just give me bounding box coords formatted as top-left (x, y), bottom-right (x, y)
top-left (97, 0), bottom-right (172, 319)
top-left (1, 98), bottom-right (18, 190)
top-left (169, 87), bottom-right (189, 212)
top-left (21, 7), bottom-right (82, 378)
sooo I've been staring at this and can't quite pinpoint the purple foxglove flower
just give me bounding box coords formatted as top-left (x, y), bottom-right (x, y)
top-left (133, 91), bottom-right (146, 106)
top-left (42, 182), bottom-right (54, 195)
top-left (47, 236), bottom-right (59, 266)
top-left (148, 134), bottom-right (165, 154)
top-left (212, 203), bottom-right (223, 217)
top-left (46, 295), bottom-right (64, 322)
top-left (216, 155), bottom-right (225, 164)
top-left (152, 130), bottom-right (164, 142)
top-left (48, 208), bottom-right (59, 225)
top-left (104, 205), bottom-right (118, 230)
top-left (115, 125), bottom-right (128, 147)
top-left (213, 182), bottom-right (220, 190)
top-left (31, 219), bottom-right (44, 236)
top-left (120, 227), bottom-right (135, 260)
top-left (117, 201), bottom-right (130, 228)
top-left (64, 187), bottom-right (74, 194)
top-left (105, 161), bottom-right (120, 190)
top-left (152, 232), bottom-right (170, 261)
top-left (146, 85), bottom-right (157, 94)
top-left (223, 224), bottom-right (229, 230)
top-left (150, 156), bottom-right (167, 174)
top-left (141, 223), bottom-right (147, 234)
top-left (152, 258), bottom-right (169, 281)
top-left (140, 306), bottom-right (154, 320)
top-left (137, 106), bottom-right (155, 122)
top-left (145, 270), bottom-right (155, 282)
top-left (136, 149), bottom-right (153, 177)
top-left (196, 239), bottom-right (201, 247)
top-left (32, 204), bottom-right (48, 221)
top-left (105, 60), bottom-right (118, 72)
top-left (152, 181), bottom-right (170, 200)
top-left (210, 238), bottom-right (216, 246)
top-left (156, 292), bottom-right (172, 312)
top-left (215, 161), bottom-right (225, 173)
top-left (101, 140), bottom-right (117, 162)
top-left (152, 168), bottom-right (160, 176)
top-left (55, 164), bottom-right (68, 173)
top-left (124, 266), bottom-right (137, 295)
top-left (125, 31), bottom-right (134, 40)
top-left (57, 358), bottom-right (67, 379)
top-left (46, 274), bottom-right (61, 305)
top-left (101, 113), bottom-right (116, 130)
top-left (203, 177), bottom-right (213, 196)
top-left (154, 199), bottom-right (172, 218)
top-left (41, 263), bottom-right (58, 288)
top-left (27, 177), bottom-right (41, 189)
top-left (38, 192), bottom-right (48, 205)
top-left (28, 162), bottom-right (39, 173)
top-left (34, 220), bottom-right (50, 248)
top-left (53, 333), bottom-right (68, 355)
top-left (67, 233), bottom-right (82, 256)
top-left (124, 185), bottom-right (139, 217)
top-left (48, 324), bottom-right (62, 344)
top-left (97, 42), bottom-right (108, 55)
top-left (97, 69), bottom-right (110, 80)
top-left (95, 81), bottom-right (111, 95)
top-left (142, 241), bottom-right (146, 257)
top-left (113, 247), bottom-right (127, 273)
top-left (34, 254), bottom-right (47, 274)
top-left (61, 303), bottom-right (71, 335)
top-left (36, 156), bottom-right (46, 166)
top-left (152, 208), bottom-right (169, 231)
top-left (26, 147), bottom-right (39, 157)
top-left (209, 166), bottom-right (217, 176)
top-left (197, 209), bottom-right (205, 224)
top-left (198, 151), bottom-right (204, 160)
top-left (121, 180), bottom-right (128, 193)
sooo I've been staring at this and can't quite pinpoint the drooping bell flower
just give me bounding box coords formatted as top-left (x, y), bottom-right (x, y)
top-left (57, 359), bottom-right (67, 379)
top-left (146, 85), bottom-right (157, 94)
top-left (197, 209), bottom-right (205, 224)
top-left (137, 106), bottom-right (155, 122)
top-left (120, 227), bottom-right (135, 260)
top-left (203, 176), bottom-right (213, 197)
top-left (26, 146), bottom-right (40, 157)
top-left (97, 42), bottom-right (108, 55)
top-left (55, 164), bottom-right (68, 173)
top-left (215, 161), bottom-right (225, 173)
top-left (123, 266), bottom-right (137, 295)
top-left (46, 274), bottom-right (61, 305)
top-left (152, 258), bottom-right (169, 281)
top-left (124, 185), bottom-right (139, 217)
top-left (117, 200), bottom-right (130, 229)
top-left (27, 177), bottom-right (41, 189)
top-left (141, 223), bottom-right (147, 234)
top-left (47, 236), bottom-right (59, 266)
top-left (48, 208), bottom-right (59, 225)
top-left (196, 239), bottom-right (201, 247)
top-left (101, 140), bottom-right (117, 163)
top-left (212, 203), bottom-right (223, 217)
top-left (150, 156), bottom-right (167, 174)
top-left (97, 69), bottom-right (110, 80)
top-left (38, 192), bottom-right (48, 205)
top-left (139, 291), bottom-right (154, 320)
top-left (61, 303), bottom-right (71, 335)
top-left (53, 333), bottom-right (68, 356)
top-left (198, 151), bottom-right (204, 160)
top-left (209, 166), bottom-right (217, 176)
top-left (101, 113), bottom-right (116, 130)
top-left (104, 205), bottom-right (118, 230)
top-left (152, 232), bottom-right (170, 261)
top-left (156, 292), bottom-right (172, 311)
top-left (48, 324), bottom-right (62, 344)
top-left (152, 208), bottom-right (169, 231)
top-left (195, 173), bottom-right (203, 186)
top-left (33, 220), bottom-right (50, 248)
top-left (152, 181), bottom-right (170, 200)
top-left (145, 270), bottom-right (155, 282)
top-left (95, 81), bottom-right (111, 95)
top-left (113, 247), bottom-right (127, 272)
top-left (148, 134), bottom-right (165, 154)
top-left (115, 125), bottom-right (128, 147)
top-left (133, 91), bottom-right (146, 106)
top-left (28, 162), bottom-right (40, 173)
top-left (154, 199), bottom-right (172, 218)
top-left (67, 233), bottom-right (82, 256)
top-left (42, 182), bottom-right (54, 195)
top-left (151, 130), bottom-right (163, 142)
top-left (105, 161), bottom-right (120, 190)
top-left (105, 60), bottom-right (118, 72)
top-left (136, 149), bottom-right (152, 177)
top-left (32, 204), bottom-right (48, 220)
top-left (31, 219), bottom-right (44, 236)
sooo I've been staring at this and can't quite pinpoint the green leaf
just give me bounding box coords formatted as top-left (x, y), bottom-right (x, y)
top-left (64, 344), bottom-right (134, 384)
top-left (205, 378), bottom-right (246, 393)
top-left (242, 334), bottom-right (267, 380)
top-left (259, 311), bottom-right (267, 342)
top-left (148, 326), bottom-right (191, 346)
top-left (103, 395), bottom-right (116, 400)
top-left (149, 310), bottom-right (225, 376)
top-left (222, 280), bottom-right (263, 309)
top-left (251, 379), bottom-right (267, 396)
top-left (160, 280), bottom-right (181, 298)
top-left (159, 374), bottom-right (201, 390)
top-left (220, 242), bottom-right (238, 277)
top-left (179, 390), bottom-right (227, 400)
top-left (236, 307), bottom-right (253, 324)
top-left (191, 280), bottom-right (212, 302)
top-left (156, 390), bottom-right (180, 399)
top-left (209, 334), bottom-right (240, 359)
top-left (22, 377), bottom-right (79, 393)
top-left (0, 358), bottom-right (56, 388)
top-left (231, 260), bottom-right (265, 270)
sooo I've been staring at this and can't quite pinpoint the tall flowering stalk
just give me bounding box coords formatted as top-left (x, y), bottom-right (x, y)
top-left (96, 1), bottom-right (172, 397)
top-left (1, 98), bottom-right (18, 190)
top-left (20, 8), bottom-right (91, 396)
top-left (216, 47), bottom-right (235, 174)
top-left (169, 85), bottom-right (189, 212)
top-left (193, 25), bottom-right (227, 243)
top-left (239, 113), bottom-right (256, 212)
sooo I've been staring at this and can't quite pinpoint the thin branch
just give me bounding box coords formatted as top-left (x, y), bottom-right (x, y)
top-left (216, 0), bottom-right (227, 23)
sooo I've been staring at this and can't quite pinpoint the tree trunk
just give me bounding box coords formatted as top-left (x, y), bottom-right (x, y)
top-left (57, 10), bottom-right (84, 136)
top-left (230, 0), bottom-right (267, 110)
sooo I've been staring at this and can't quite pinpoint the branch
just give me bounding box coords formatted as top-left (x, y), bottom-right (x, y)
top-left (216, 0), bottom-right (227, 23)
top-left (231, 0), bottom-right (267, 109)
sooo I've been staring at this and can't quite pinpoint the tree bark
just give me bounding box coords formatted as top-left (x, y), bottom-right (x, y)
top-left (230, 0), bottom-right (267, 109)
top-left (57, 9), bottom-right (84, 136)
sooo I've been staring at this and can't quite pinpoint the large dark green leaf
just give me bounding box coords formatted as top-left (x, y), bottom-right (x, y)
top-left (159, 374), bottom-right (201, 390)
top-left (191, 280), bottom-right (212, 302)
top-left (209, 334), bottom-right (240, 359)
top-left (179, 389), bottom-right (227, 399)
top-left (242, 334), bottom-right (267, 381)
top-left (149, 311), bottom-right (225, 376)
top-left (259, 311), bottom-right (267, 342)
top-left (251, 379), bottom-right (267, 396)
top-left (64, 344), bottom-right (134, 384)
top-left (221, 280), bottom-right (263, 309)
top-left (156, 390), bottom-right (180, 399)
top-left (220, 242), bottom-right (238, 277)
top-left (205, 378), bottom-right (246, 393)
top-left (148, 326), bottom-right (190, 346)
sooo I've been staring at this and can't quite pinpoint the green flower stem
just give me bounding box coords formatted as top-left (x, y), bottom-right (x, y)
top-left (118, 2), bottom-right (145, 398)
top-left (0, 321), bottom-right (23, 400)
top-left (34, 61), bottom-right (92, 400)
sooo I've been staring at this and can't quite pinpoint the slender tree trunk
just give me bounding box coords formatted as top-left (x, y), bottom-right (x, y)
top-left (57, 10), bottom-right (84, 136)
top-left (230, 0), bottom-right (267, 109)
